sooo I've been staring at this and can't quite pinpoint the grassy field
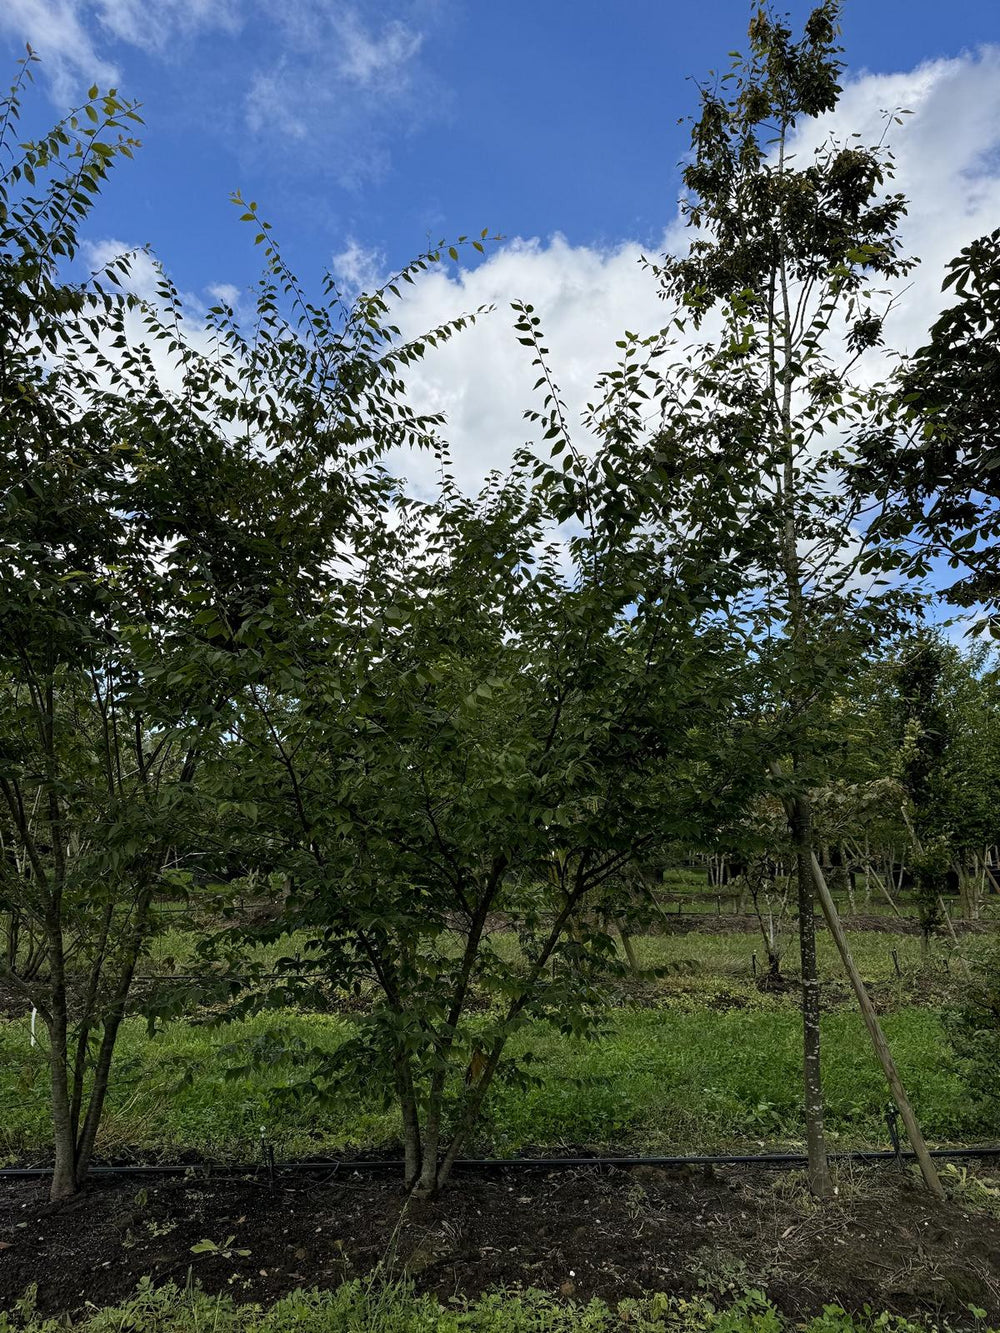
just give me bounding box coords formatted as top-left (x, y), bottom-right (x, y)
top-left (142, 918), bottom-right (969, 984)
top-left (1, 926), bottom-right (992, 1163)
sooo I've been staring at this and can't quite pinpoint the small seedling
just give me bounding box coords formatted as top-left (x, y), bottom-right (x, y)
top-left (190, 1235), bottom-right (250, 1258)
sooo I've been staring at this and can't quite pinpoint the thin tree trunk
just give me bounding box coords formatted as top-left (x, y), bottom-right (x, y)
top-left (410, 866), bottom-right (504, 1199)
top-left (811, 853), bottom-right (945, 1200)
top-left (395, 1054), bottom-right (421, 1191)
top-left (45, 896), bottom-right (77, 1202)
top-left (74, 1012), bottom-right (124, 1185)
top-left (618, 924), bottom-right (640, 975)
top-left (431, 869), bottom-right (593, 1195)
top-left (937, 895), bottom-right (972, 981)
top-left (73, 886), bottom-right (152, 1187)
top-left (843, 846), bottom-right (856, 915)
top-left (790, 795), bottom-right (833, 1198)
top-left (847, 841), bottom-right (902, 918)
top-left (48, 998), bottom-right (77, 1202)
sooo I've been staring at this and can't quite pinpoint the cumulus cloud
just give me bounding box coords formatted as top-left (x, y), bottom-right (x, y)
top-left (206, 282), bottom-right (242, 309)
top-left (331, 239), bottom-right (386, 298)
top-left (789, 47), bottom-right (1000, 359)
top-left (381, 48), bottom-right (1000, 496)
top-left (385, 234), bottom-right (670, 494)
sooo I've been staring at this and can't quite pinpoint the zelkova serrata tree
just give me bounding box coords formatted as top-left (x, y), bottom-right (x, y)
top-left (646, 3), bottom-right (942, 1196)
top-left (215, 371), bottom-right (749, 1199)
top-left (0, 53), bottom-right (493, 1200)
top-left (858, 228), bottom-right (1000, 633)
top-left (0, 57), bottom-right (178, 1202)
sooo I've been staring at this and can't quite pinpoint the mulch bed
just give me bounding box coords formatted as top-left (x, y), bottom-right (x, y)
top-left (2, 1164), bottom-right (999, 1321)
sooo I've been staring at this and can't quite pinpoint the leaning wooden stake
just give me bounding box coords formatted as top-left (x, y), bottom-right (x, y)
top-left (845, 840), bottom-right (902, 918)
top-left (937, 895), bottom-right (972, 980)
top-left (809, 852), bottom-right (945, 1200)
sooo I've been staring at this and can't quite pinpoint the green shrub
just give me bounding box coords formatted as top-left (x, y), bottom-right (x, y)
top-left (946, 941), bottom-right (1000, 1134)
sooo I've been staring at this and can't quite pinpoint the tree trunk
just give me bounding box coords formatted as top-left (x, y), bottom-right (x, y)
top-left (395, 1055), bottom-right (421, 1191)
top-left (789, 793), bottom-right (833, 1198)
top-left (73, 1010), bottom-right (126, 1187)
top-left (618, 925), bottom-right (640, 975)
top-left (48, 1005), bottom-right (77, 1202)
top-left (45, 907), bottom-right (77, 1202)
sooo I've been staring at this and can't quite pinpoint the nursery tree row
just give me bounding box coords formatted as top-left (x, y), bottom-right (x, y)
top-left (2, 3), bottom-right (999, 1201)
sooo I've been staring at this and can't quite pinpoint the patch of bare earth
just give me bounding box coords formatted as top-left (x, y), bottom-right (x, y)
top-left (2, 1165), bottom-right (998, 1321)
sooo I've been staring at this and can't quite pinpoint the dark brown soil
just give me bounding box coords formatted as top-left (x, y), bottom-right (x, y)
top-left (2, 1165), bottom-right (999, 1322)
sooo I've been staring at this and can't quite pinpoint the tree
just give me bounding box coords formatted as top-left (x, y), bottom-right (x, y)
top-left (860, 228), bottom-right (1000, 633)
top-left (892, 635), bottom-right (954, 947)
top-left (216, 377), bottom-right (748, 1197)
top-left (0, 56), bottom-right (183, 1202)
top-left (645, 1), bottom-right (932, 1195)
top-left (0, 54), bottom-right (486, 1200)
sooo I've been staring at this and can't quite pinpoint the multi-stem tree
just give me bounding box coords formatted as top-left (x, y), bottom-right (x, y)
top-left (0, 54), bottom-right (485, 1200)
top-left (220, 441), bottom-right (745, 1199)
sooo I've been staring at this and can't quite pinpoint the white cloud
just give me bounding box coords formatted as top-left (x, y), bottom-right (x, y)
top-left (1, 0), bottom-right (118, 103)
top-left (244, 65), bottom-right (309, 142)
top-left (1, 0), bottom-right (430, 179)
top-left (380, 48), bottom-right (1000, 496)
top-left (94, 0), bottom-right (241, 52)
top-left (385, 234), bottom-right (670, 495)
top-left (80, 237), bottom-right (217, 385)
top-left (206, 282), bottom-right (241, 308)
top-left (788, 47), bottom-right (1000, 360)
top-left (0, 0), bottom-right (241, 99)
top-left (241, 4), bottom-right (433, 186)
top-left (331, 238), bottom-right (385, 297)
top-left (335, 12), bottom-right (422, 88)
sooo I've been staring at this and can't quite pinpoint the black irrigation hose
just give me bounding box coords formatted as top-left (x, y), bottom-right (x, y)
top-left (3, 1146), bottom-right (1000, 1181)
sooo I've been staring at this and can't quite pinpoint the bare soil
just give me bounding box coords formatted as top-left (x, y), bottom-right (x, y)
top-left (2, 1164), bottom-right (999, 1322)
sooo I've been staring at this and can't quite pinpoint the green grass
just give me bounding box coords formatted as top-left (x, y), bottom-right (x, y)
top-left (0, 1278), bottom-right (988, 1333)
top-left (147, 923), bottom-right (964, 994)
top-left (488, 1005), bottom-right (975, 1150)
top-left (630, 929), bottom-right (932, 979)
top-left (2, 928), bottom-right (989, 1166)
top-left (0, 995), bottom-right (987, 1163)
top-left (0, 1011), bottom-right (395, 1163)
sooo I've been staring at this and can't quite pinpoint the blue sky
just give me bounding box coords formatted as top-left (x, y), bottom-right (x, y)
top-left (3, 1), bottom-right (997, 293)
top-left (2, 1), bottom-right (999, 521)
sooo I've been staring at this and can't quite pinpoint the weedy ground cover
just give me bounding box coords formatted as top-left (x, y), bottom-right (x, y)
top-left (0, 1278), bottom-right (994, 1333)
top-left (0, 995), bottom-right (985, 1162)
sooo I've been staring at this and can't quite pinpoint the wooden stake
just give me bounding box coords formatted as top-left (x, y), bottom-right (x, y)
top-left (846, 840), bottom-right (903, 918)
top-left (937, 895), bottom-right (972, 980)
top-left (810, 852), bottom-right (945, 1200)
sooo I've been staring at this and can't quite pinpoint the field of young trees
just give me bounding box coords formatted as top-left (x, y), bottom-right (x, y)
top-left (3, 3), bottom-right (1000, 1329)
